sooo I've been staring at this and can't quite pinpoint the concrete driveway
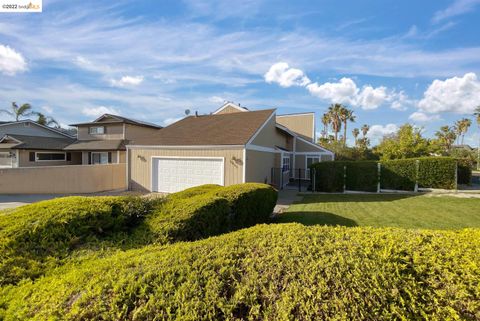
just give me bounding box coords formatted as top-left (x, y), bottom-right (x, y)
top-left (0, 190), bottom-right (136, 210)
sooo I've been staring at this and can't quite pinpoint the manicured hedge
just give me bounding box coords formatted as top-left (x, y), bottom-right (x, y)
top-left (457, 158), bottom-right (473, 185)
top-left (0, 196), bottom-right (153, 285)
top-left (311, 157), bottom-right (458, 192)
top-left (145, 183), bottom-right (278, 243)
top-left (2, 224), bottom-right (479, 320)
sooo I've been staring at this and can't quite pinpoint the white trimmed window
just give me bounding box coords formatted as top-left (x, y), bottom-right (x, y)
top-left (91, 152), bottom-right (110, 164)
top-left (282, 154), bottom-right (291, 171)
top-left (89, 126), bottom-right (105, 135)
top-left (35, 152), bottom-right (66, 161)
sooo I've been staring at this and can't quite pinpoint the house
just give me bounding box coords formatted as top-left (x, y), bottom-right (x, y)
top-left (65, 114), bottom-right (162, 165)
top-left (127, 102), bottom-right (334, 193)
top-left (0, 120), bottom-right (79, 168)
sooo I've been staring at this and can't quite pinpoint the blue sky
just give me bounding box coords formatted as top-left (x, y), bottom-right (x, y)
top-left (0, 0), bottom-right (480, 145)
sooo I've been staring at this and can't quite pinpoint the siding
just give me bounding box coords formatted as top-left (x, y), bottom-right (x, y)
top-left (0, 164), bottom-right (126, 194)
top-left (128, 148), bottom-right (244, 192)
top-left (276, 114), bottom-right (314, 142)
top-left (296, 138), bottom-right (325, 152)
top-left (251, 116), bottom-right (290, 150)
top-left (215, 105), bottom-right (245, 114)
top-left (124, 123), bottom-right (161, 141)
top-left (245, 150), bottom-right (276, 183)
top-left (18, 150), bottom-right (82, 167)
top-left (77, 123), bottom-right (124, 140)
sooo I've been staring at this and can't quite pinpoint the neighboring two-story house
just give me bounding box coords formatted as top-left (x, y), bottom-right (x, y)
top-left (65, 114), bottom-right (162, 165)
top-left (126, 102), bottom-right (334, 193)
top-left (0, 120), bottom-right (79, 168)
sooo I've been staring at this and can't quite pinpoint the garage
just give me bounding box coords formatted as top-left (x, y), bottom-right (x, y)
top-left (151, 157), bottom-right (224, 193)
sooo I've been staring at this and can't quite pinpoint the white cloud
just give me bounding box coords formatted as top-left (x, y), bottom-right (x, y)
top-left (367, 124), bottom-right (399, 140)
top-left (432, 0), bottom-right (480, 23)
top-left (356, 85), bottom-right (388, 110)
top-left (390, 91), bottom-right (412, 111)
top-left (408, 111), bottom-right (441, 123)
top-left (82, 106), bottom-right (119, 118)
top-left (110, 75), bottom-right (144, 87)
top-left (209, 96), bottom-right (225, 104)
top-left (163, 117), bottom-right (183, 126)
top-left (264, 62), bottom-right (310, 88)
top-left (0, 44), bottom-right (27, 76)
top-left (307, 78), bottom-right (358, 105)
top-left (41, 106), bottom-right (53, 113)
top-left (418, 72), bottom-right (480, 114)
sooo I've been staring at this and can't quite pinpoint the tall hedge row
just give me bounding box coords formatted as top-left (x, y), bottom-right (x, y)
top-left (457, 158), bottom-right (473, 185)
top-left (2, 224), bottom-right (479, 320)
top-left (311, 157), bottom-right (461, 192)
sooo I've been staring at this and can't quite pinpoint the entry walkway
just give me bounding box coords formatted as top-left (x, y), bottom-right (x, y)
top-left (273, 189), bottom-right (302, 216)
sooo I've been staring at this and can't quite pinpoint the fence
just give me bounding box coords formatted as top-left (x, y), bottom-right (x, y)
top-left (0, 164), bottom-right (126, 194)
top-left (310, 157), bottom-right (463, 193)
top-left (271, 167), bottom-right (316, 192)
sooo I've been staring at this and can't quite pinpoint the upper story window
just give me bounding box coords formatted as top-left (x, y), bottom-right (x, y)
top-left (89, 126), bottom-right (105, 135)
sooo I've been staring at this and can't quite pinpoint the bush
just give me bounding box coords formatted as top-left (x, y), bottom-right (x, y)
top-left (0, 196), bottom-right (154, 286)
top-left (417, 157), bottom-right (456, 189)
top-left (380, 159), bottom-right (417, 191)
top-left (310, 161), bottom-right (345, 192)
top-left (457, 158), bottom-right (473, 185)
top-left (345, 161), bottom-right (378, 192)
top-left (2, 224), bottom-right (479, 320)
top-left (145, 183), bottom-right (277, 243)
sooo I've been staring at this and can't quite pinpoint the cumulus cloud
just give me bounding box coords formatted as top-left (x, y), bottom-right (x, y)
top-left (356, 85), bottom-right (389, 110)
top-left (82, 106), bottom-right (119, 117)
top-left (417, 72), bottom-right (480, 114)
top-left (408, 111), bottom-right (441, 123)
top-left (264, 62), bottom-right (310, 88)
top-left (367, 124), bottom-right (399, 140)
top-left (41, 106), bottom-right (53, 113)
top-left (0, 44), bottom-right (27, 76)
top-left (307, 78), bottom-right (358, 105)
top-left (110, 75), bottom-right (144, 87)
top-left (209, 96), bottom-right (225, 104)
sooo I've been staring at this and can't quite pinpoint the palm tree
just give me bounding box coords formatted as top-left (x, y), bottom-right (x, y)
top-left (0, 102), bottom-right (34, 121)
top-left (361, 124), bottom-right (369, 138)
top-left (321, 113), bottom-right (330, 139)
top-left (435, 125), bottom-right (457, 151)
top-left (461, 118), bottom-right (472, 145)
top-left (352, 128), bottom-right (360, 147)
top-left (339, 106), bottom-right (355, 145)
top-left (35, 112), bottom-right (59, 127)
top-left (454, 120), bottom-right (463, 145)
top-left (327, 103), bottom-right (343, 141)
top-left (474, 106), bottom-right (480, 170)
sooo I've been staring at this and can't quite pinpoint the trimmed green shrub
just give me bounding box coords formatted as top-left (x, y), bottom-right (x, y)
top-left (310, 161), bottom-right (345, 192)
top-left (380, 159), bottom-right (417, 191)
top-left (213, 183), bottom-right (277, 229)
top-left (345, 161), bottom-right (378, 192)
top-left (417, 157), bottom-right (456, 189)
top-left (145, 183), bottom-right (277, 243)
top-left (0, 196), bottom-right (154, 285)
top-left (457, 158), bottom-right (473, 185)
top-left (2, 224), bottom-right (479, 320)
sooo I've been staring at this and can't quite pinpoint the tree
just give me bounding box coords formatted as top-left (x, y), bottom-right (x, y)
top-left (352, 128), bottom-right (360, 147)
top-left (0, 102), bottom-right (34, 121)
top-left (327, 103), bottom-right (343, 141)
top-left (461, 118), bottom-right (471, 145)
top-left (361, 124), bottom-right (369, 138)
top-left (35, 112), bottom-right (59, 127)
top-left (454, 118), bottom-right (472, 145)
top-left (375, 124), bottom-right (429, 160)
top-left (435, 125), bottom-right (457, 152)
top-left (321, 113), bottom-right (330, 139)
top-left (339, 106), bottom-right (355, 146)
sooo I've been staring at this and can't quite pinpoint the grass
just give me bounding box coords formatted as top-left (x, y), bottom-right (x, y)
top-left (276, 194), bottom-right (480, 229)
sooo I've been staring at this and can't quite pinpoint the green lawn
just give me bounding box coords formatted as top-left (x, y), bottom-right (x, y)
top-left (276, 194), bottom-right (480, 229)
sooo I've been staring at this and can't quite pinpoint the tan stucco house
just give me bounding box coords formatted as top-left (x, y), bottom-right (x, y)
top-left (65, 114), bottom-right (162, 165)
top-left (127, 103), bottom-right (334, 193)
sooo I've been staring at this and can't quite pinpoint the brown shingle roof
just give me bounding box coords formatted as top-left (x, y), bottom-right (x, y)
top-left (64, 139), bottom-right (126, 151)
top-left (130, 109), bottom-right (275, 146)
top-left (2, 134), bottom-right (75, 150)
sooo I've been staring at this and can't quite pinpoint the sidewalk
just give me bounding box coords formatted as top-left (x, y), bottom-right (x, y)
top-left (273, 189), bottom-right (302, 216)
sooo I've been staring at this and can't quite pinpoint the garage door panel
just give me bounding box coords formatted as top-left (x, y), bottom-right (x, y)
top-left (152, 157), bottom-right (224, 193)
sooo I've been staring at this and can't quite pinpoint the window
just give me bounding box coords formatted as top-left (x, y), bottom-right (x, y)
top-left (306, 156), bottom-right (320, 168)
top-left (89, 126), bottom-right (105, 135)
top-left (35, 152), bottom-right (66, 161)
top-left (282, 154), bottom-right (291, 171)
top-left (91, 152), bottom-right (111, 165)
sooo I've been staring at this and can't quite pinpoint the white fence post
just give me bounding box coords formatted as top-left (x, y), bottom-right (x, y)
top-left (377, 162), bottom-right (381, 193)
top-left (414, 160), bottom-right (419, 192)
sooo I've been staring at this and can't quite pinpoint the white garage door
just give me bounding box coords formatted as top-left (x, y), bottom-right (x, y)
top-left (152, 157), bottom-right (224, 193)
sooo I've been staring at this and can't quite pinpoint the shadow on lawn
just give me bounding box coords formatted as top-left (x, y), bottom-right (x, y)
top-left (299, 193), bottom-right (420, 204)
top-left (275, 211), bottom-right (358, 227)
